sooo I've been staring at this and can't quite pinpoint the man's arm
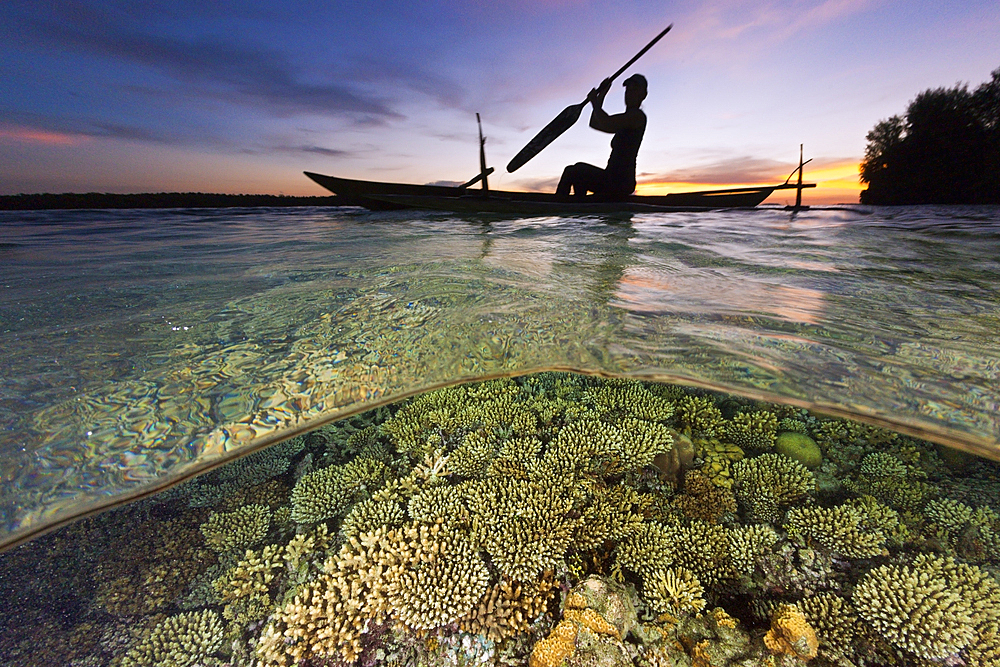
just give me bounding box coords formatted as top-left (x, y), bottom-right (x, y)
top-left (587, 78), bottom-right (644, 133)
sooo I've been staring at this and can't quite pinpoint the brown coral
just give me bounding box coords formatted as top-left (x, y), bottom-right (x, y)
top-left (763, 604), bottom-right (819, 661)
top-left (458, 572), bottom-right (557, 641)
top-left (673, 470), bottom-right (737, 523)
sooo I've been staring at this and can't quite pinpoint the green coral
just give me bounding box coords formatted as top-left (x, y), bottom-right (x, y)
top-left (289, 456), bottom-right (388, 523)
top-left (923, 498), bottom-right (975, 538)
top-left (448, 430), bottom-right (499, 478)
top-left (858, 452), bottom-right (908, 477)
top-left (199, 504), bottom-right (270, 553)
top-left (120, 609), bottom-right (224, 667)
top-left (845, 452), bottom-right (936, 511)
top-left (778, 418), bottom-right (809, 433)
top-left (406, 483), bottom-right (469, 527)
top-left (774, 431), bottom-right (823, 469)
top-left (785, 504), bottom-right (888, 558)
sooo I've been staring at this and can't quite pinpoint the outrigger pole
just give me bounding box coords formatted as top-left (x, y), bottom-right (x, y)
top-left (783, 144), bottom-right (812, 211)
top-left (458, 113), bottom-right (493, 193)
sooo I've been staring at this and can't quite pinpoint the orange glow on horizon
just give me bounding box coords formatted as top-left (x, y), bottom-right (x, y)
top-left (0, 126), bottom-right (87, 146)
top-left (635, 159), bottom-right (863, 205)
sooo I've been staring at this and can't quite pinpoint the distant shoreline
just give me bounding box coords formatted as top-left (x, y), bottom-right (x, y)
top-left (0, 192), bottom-right (341, 211)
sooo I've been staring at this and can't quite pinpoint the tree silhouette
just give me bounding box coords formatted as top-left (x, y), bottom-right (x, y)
top-left (860, 68), bottom-right (1000, 204)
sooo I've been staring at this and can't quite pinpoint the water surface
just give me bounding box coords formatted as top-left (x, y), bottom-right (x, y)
top-left (2, 204), bottom-right (999, 548)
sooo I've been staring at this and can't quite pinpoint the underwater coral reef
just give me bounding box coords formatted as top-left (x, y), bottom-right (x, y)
top-left (1, 373), bottom-right (999, 667)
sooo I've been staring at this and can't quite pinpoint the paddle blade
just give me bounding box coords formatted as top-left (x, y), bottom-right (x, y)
top-left (506, 102), bottom-right (586, 172)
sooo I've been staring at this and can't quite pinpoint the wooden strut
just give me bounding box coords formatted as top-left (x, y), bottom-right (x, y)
top-left (783, 144), bottom-right (813, 210)
top-left (458, 113), bottom-right (493, 194)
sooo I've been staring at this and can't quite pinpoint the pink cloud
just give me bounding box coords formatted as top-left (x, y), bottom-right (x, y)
top-left (0, 126), bottom-right (88, 146)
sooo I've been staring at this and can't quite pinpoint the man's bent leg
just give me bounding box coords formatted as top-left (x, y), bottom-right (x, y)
top-left (557, 163), bottom-right (608, 198)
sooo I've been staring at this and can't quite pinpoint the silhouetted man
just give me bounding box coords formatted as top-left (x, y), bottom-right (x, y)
top-left (556, 73), bottom-right (647, 199)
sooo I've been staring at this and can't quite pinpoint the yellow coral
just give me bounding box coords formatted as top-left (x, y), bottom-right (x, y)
top-left (763, 604), bottom-right (818, 660)
top-left (529, 620), bottom-right (577, 667)
top-left (565, 607), bottom-right (621, 639)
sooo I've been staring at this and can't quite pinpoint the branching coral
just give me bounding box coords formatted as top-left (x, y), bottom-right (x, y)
top-left (448, 430), bottom-right (500, 478)
top-left (341, 496), bottom-right (407, 538)
top-left (674, 469), bottom-right (737, 523)
top-left (644, 567), bottom-right (706, 616)
top-left (732, 453), bottom-right (815, 523)
top-left (120, 610), bottom-right (223, 667)
top-left (459, 573), bottom-right (557, 641)
top-left (796, 593), bottom-right (858, 666)
top-left (844, 452), bottom-right (936, 512)
top-left (199, 504), bottom-right (270, 553)
top-left (923, 498), bottom-right (975, 538)
top-left (540, 419), bottom-right (627, 476)
top-left (675, 395), bottom-right (724, 435)
top-left (582, 379), bottom-right (675, 423)
top-left (256, 519), bottom-right (494, 664)
top-left (573, 484), bottom-right (645, 551)
top-left (785, 504), bottom-right (889, 558)
top-left (289, 455), bottom-right (387, 523)
top-left (726, 524), bottom-right (778, 577)
top-left (387, 522), bottom-right (491, 630)
top-left (466, 478), bottom-right (579, 582)
top-left (852, 555), bottom-right (985, 660)
top-left (617, 417), bottom-right (675, 473)
top-left (722, 410), bottom-right (778, 452)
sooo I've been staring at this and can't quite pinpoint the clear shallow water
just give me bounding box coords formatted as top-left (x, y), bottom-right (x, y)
top-left (2, 204), bottom-right (1000, 549)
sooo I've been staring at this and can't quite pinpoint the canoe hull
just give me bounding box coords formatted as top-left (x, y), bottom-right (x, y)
top-left (304, 172), bottom-right (814, 214)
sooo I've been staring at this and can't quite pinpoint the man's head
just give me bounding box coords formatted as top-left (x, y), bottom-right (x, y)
top-left (623, 73), bottom-right (648, 107)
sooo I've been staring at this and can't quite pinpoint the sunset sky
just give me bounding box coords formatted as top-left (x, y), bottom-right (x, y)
top-left (2, 1), bottom-right (998, 205)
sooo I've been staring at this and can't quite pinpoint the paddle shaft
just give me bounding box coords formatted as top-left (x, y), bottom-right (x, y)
top-left (506, 23), bottom-right (672, 173)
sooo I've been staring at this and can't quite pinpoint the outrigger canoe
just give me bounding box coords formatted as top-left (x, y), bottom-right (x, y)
top-left (305, 172), bottom-right (816, 215)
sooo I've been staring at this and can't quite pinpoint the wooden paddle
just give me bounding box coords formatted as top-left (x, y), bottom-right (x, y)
top-left (506, 23), bottom-right (672, 173)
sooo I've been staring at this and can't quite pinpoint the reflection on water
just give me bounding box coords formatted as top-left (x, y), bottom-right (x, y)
top-left (1, 374), bottom-right (998, 667)
top-left (2, 205), bottom-right (1000, 552)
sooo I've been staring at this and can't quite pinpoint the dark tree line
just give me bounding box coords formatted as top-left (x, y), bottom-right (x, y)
top-left (860, 67), bottom-right (1000, 205)
top-left (0, 192), bottom-right (340, 211)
